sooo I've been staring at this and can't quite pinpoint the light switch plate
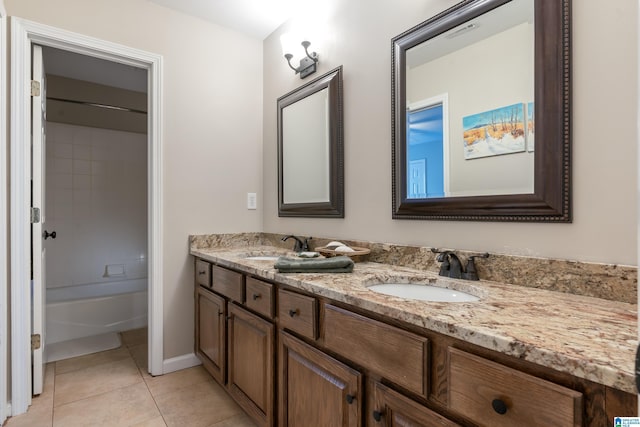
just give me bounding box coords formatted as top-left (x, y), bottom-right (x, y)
top-left (247, 193), bottom-right (257, 210)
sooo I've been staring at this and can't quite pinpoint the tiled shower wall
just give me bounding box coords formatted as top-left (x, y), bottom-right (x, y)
top-left (45, 122), bottom-right (147, 291)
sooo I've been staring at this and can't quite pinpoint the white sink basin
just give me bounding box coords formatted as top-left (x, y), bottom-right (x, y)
top-left (367, 283), bottom-right (480, 302)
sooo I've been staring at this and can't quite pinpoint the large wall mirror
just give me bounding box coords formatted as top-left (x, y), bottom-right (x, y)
top-left (392, 0), bottom-right (570, 221)
top-left (278, 66), bottom-right (344, 217)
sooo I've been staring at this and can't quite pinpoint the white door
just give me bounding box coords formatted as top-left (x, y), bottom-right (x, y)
top-left (31, 44), bottom-right (47, 396)
top-left (408, 159), bottom-right (426, 199)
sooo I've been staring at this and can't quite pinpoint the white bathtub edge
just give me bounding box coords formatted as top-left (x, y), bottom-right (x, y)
top-left (161, 352), bottom-right (201, 375)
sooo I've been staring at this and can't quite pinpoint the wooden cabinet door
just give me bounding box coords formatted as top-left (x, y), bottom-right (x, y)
top-left (196, 286), bottom-right (226, 384)
top-left (279, 331), bottom-right (361, 427)
top-left (228, 304), bottom-right (275, 427)
top-left (369, 381), bottom-right (460, 427)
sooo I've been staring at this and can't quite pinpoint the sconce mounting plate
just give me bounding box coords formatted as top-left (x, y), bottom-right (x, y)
top-left (298, 56), bottom-right (317, 79)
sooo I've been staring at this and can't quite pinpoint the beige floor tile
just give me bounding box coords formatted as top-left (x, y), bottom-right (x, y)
top-left (154, 379), bottom-right (243, 427)
top-left (38, 362), bottom-right (56, 405)
top-left (5, 404), bottom-right (53, 427)
top-left (121, 328), bottom-right (148, 347)
top-left (145, 366), bottom-right (211, 398)
top-left (130, 415), bottom-right (168, 427)
top-left (55, 346), bottom-right (131, 374)
top-left (53, 382), bottom-right (160, 427)
top-left (209, 412), bottom-right (258, 427)
top-left (128, 343), bottom-right (149, 376)
top-left (54, 357), bottom-right (143, 407)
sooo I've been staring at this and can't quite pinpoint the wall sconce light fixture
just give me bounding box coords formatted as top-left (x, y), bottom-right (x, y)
top-left (283, 40), bottom-right (319, 79)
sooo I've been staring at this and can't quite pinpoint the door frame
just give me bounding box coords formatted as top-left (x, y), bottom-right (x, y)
top-left (10, 18), bottom-right (164, 415)
top-left (0, 1), bottom-right (7, 424)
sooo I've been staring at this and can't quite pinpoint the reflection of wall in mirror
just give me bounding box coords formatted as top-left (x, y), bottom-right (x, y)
top-left (282, 88), bottom-right (330, 204)
top-left (407, 21), bottom-right (534, 197)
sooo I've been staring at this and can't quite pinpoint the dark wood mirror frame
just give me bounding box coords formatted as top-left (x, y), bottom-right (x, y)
top-left (392, 0), bottom-right (571, 222)
top-left (277, 66), bottom-right (344, 218)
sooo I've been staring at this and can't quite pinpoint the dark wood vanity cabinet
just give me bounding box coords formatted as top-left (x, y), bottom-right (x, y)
top-left (194, 261), bottom-right (275, 427)
top-left (195, 285), bottom-right (226, 384)
top-left (194, 259), bottom-right (637, 427)
top-left (279, 331), bottom-right (362, 427)
top-left (228, 303), bottom-right (275, 426)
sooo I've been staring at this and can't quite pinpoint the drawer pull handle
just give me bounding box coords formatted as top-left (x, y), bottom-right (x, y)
top-left (288, 309), bottom-right (298, 317)
top-left (346, 394), bottom-right (355, 404)
top-left (372, 410), bottom-right (383, 422)
top-left (226, 316), bottom-right (232, 321)
top-left (492, 399), bottom-right (508, 415)
top-left (198, 271), bottom-right (206, 275)
top-left (252, 293), bottom-right (261, 300)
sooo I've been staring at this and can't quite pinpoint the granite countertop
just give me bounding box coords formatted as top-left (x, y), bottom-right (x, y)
top-left (190, 244), bottom-right (638, 394)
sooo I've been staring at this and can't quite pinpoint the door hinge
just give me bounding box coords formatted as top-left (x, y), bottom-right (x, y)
top-left (30, 207), bottom-right (41, 224)
top-left (30, 80), bottom-right (41, 97)
top-left (31, 334), bottom-right (41, 351)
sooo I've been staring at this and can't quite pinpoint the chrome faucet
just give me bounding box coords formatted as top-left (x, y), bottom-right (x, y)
top-left (281, 235), bottom-right (311, 252)
top-left (432, 249), bottom-right (489, 281)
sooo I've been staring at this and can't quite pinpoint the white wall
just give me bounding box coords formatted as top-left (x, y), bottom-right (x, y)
top-left (263, 0), bottom-right (638, 266)
top-left (4, 0), bottom-right (264, 359)
top-left (45, 122), bottom-right (147, 292)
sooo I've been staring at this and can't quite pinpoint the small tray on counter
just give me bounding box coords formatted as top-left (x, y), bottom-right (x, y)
top-left (315, 246), bottom-right (371, 262)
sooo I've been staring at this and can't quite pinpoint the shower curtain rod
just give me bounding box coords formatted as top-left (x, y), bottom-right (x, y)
top-left (47, 96), bottom-right (147, 115)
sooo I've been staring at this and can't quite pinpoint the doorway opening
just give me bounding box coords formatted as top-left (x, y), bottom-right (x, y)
top-left (407, 93), bottom-right (450, 198)
top-left (40, 46), bottom-right (149, 363)
top-left (10, 18), bottom-right (163, 416)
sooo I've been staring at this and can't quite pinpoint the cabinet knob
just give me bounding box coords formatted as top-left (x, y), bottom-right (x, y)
top-left (288, 309), bottom-right (298, 317)
top-left (346, 394), bottom-right (355, 404)
top-left (252, 293), bottom-right (261, 300)
top-left (491, 398), bottom-right (508, 415)
top-left (372, 410), bottom-right (383, 422)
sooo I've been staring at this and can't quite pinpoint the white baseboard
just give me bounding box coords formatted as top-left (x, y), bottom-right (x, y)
top-left (161, 353), bottom-right (201, 374)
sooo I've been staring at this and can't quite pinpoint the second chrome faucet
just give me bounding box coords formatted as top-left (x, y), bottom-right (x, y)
top-left (281, 235), bottom-right (312, 252)
top-left (432, 249), bottom-right (489, 281)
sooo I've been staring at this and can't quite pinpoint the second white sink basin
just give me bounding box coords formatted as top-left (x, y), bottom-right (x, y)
top-left (367, 283), bottom-right (480, 302)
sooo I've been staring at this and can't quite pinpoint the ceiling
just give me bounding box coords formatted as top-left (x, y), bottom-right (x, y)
top-left (148, 0), bottom-right (303, 40)
top-left (41, 0), bottom-right (305, 91)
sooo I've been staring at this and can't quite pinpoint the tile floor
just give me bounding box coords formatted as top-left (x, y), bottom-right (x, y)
top-left (4, 328), bottom-right (256, 427)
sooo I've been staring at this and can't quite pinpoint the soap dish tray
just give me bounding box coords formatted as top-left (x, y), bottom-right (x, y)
top-left (315, 246), bottom-right (371, 262)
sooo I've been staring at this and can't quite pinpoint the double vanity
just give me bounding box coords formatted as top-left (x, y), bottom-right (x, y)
top-left (190, 233), bottom-right (637, 427)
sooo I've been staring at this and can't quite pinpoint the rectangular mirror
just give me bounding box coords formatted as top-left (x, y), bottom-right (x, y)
top-left (277, 66), bottom-right (344, 217)
top-left (392, 0), bottom-right (571, 221)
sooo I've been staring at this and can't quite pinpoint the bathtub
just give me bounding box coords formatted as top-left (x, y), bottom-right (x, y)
top-left (46, 278), bottom-right (148, 345)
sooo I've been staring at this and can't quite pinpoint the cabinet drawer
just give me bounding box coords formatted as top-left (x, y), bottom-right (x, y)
top-left (195, 259), bottom-right (211, 287)
top-left (323, 304), bottom-right (428, 397)
top-left (245, 277), bottom-right (274, 319)
top-left (448, 348), bottom-right (582, 427)
top-left (278, 289), bottom-right (318, 340)
top-left (371, 381), bottom-right (460, 426)
top-left (212, 265), bottom-right (245, 302)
